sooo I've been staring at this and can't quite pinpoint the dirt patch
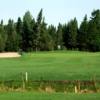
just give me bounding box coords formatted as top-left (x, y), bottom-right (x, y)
top-left (0, 52), bottom-right (21, 58)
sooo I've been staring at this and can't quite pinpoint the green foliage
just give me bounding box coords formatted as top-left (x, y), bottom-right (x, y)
top-left (16, 17), bottom-right (23, 49)
top-left (63, 18), bottom-right (78, 49)
top-left (48, 25), bottom-right (57, 50)
top-left (77, 15), bottom-right (88, 50)
top-left (0, 9), bottom-right (100, 52)
top-left (0, 20), bottom-right (7, 52)
top-left (33, 9), bottom-right (43, 51)
top-left (39, 18), bottom-right (52, 51)
top-left (22, 11), bottom-right (33, 51)
top-left (5, 19), bottom-right (19, 51)
top-left (87, 10), bottom-right (100, 51)
top-left (56, 23), bottom-right (63, 49)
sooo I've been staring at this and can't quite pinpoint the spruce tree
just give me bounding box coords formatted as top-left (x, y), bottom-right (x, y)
top-left (48, 25), bottom-right (57, 50)
top-left (56, 23), bottom-right (63, 50)
top-left (5, 19), bottom-right (19, 51)
top-left (22, 11), bottom-right (33, 51)
top-left (63, 18), bottom-right (78, 49)
top-left (33, 9), bottom-right (43, 51)
top-left (0, 20), bottom-right (7, 52)
top-left (16, 17), bottom-right (23, 50)
top-left (87, 10), bottom-right (100, 51)
top-left (77, 15), bottom-right (88, 50)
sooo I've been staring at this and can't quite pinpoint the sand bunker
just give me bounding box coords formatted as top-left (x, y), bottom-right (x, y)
top-left (0, 52), bottom-right (21, 58)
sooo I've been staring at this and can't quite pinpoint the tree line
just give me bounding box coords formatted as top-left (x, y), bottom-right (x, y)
top-left (0, 9), bottom-right (100, 52)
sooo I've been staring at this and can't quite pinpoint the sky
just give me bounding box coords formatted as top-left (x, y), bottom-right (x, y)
top-left (0, 0), bottom-right (100, 26)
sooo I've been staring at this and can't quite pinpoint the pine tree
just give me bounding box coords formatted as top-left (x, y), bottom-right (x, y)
top-left (39, 18), bottom-right (47, 50)
top-left (22, 11), bottom-right (33, 51)
top-left (0, 20), bottom-right (7, 52)
top-left (16, 17), bottom-right (23, 49)
top-left (56, 23), bottom-right (63, 50)
top-left (63, 24), bottom-right (68, 49)
top-left (5, 19), bottom-right (19, 51)
top-left (77, 15), bottom-right (88, 50)
top-left (48, 25), bottom-right (57, 50)
top-left (87, 10), bottom-right (100, 51)
top-left (63, 18), bottom-right (78, 49)
top-left (33, 9), bottom-right (43, 51)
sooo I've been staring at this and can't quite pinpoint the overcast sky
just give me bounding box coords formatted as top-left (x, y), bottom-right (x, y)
top-left (0, 0), bottom-right (99, 26)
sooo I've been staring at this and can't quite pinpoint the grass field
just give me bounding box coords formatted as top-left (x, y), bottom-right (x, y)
top-left (0, 51), bottom-right (100, 81)
top-left (0, 92), bottom-right (100, 100)
top-left (0, 51), bottom-right (100, 99)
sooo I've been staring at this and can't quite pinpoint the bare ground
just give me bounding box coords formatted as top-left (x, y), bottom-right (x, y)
top-left (0, 52), bottom-right (21, 58)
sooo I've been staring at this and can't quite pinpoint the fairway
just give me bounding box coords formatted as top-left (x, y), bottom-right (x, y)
top-left (0, 0), bottom-right (100, 99)
top-left (0, 51), bottom-right (100, 81)
top-left (0, 92), bottom-right (100, 100)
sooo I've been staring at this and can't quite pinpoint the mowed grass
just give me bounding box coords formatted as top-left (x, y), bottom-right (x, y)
top-left (0, 92), bottom-right (100, 100)
top-left (0, 51), bottom-right (100, 81)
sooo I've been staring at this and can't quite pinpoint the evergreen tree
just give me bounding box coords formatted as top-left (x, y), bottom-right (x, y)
top-left (29, 18), bottom-right (36, 51)
top-left (5, 19), bottom-right (19, 51)
top-left (56, 23), bottom-right (63, 50)
top-left (0, 20), bottom-right (7, 52)
top-left (48, 25), bottom-right (57, 50)
top-left (16, 17), bottom-right (23, 49)
top-left (77, 15), bottom-right (88, 50)
top-left (0, 9), bottom-right (99, 52)
top-left (34, 9), bottom-right (43, 51)
top-left (22, 11), bottom-right (33, 51)
top-left (87, 9), bottom-right (100, 51)
top-left (63, 18), bottom-right (78, 49)
top-left (63, 24), bottom-right (69, 49)
top-left (39, 18), bottom-right (47, 50)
